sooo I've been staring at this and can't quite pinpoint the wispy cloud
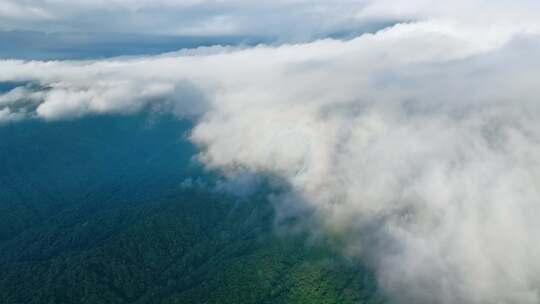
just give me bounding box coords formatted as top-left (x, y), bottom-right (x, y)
top-left (0, 1), bottom-right (389, 39)
top-left (2, 2), bottom-right (540, 303)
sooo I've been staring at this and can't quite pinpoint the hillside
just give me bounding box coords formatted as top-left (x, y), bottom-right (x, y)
top-left (0, 113), bottom-right (383, 304)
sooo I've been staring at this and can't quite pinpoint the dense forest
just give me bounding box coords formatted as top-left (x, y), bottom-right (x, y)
top-left (0, 113), bottom-right (383, 303)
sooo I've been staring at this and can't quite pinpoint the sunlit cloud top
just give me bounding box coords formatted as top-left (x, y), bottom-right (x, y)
top-left (2, 1), bottom-right (540, 304)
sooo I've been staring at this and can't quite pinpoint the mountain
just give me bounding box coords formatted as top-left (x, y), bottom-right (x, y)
top-left (0, 113), bottom-right (383, 304)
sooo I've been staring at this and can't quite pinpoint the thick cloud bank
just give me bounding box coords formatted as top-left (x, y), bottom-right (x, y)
top-left (2, 18), bottom-right (540, 304)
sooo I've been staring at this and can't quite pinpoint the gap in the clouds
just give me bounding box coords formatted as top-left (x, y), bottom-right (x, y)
top-left (0, 81), bottom-right (28, 93)
top-left (324, 20), bottom-right (406, 41)
top-left (0, 31), bottom-right (271, 61)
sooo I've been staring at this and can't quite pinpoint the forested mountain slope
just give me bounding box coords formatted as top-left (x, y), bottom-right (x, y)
top-left (0, 113), bottom-right (383, 304)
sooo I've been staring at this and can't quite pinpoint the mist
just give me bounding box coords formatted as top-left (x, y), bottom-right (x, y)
top-left (1, 10), bottom-right (540, 304)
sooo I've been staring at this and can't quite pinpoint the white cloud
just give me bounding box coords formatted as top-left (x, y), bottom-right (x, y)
top-left (1, 0), bottom-right (540, 39)
top-left (0, 108), bottom-right (24, 123)
top-left (1, 14), bottom-right (540, 304)
top-left (0, 0), bottom-right (380, 39)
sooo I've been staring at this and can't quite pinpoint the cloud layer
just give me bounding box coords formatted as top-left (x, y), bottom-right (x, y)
top-left (3, 0), bottom-right (539, 39)
top-left (2, 5), bottom-right (540, 304)
top-left (0, 0), bottom-right (388, 40)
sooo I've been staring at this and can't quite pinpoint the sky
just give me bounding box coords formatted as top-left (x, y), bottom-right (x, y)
top-left (2, 1), bottom-right (540, 303)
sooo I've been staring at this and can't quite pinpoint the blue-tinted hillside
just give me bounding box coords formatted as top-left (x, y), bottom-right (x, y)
top-left (0, 113), bottom-right (383, 304)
